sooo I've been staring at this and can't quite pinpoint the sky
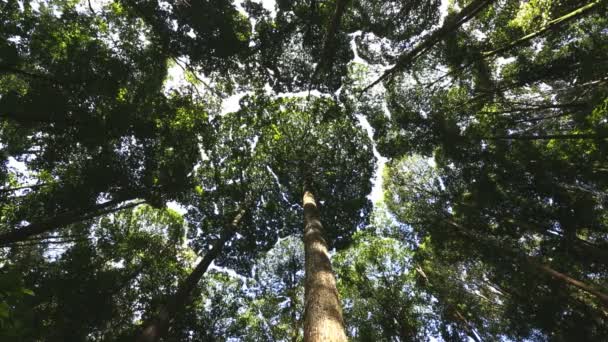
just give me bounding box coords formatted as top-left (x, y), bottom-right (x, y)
top-left (9, 0), bottom-right (448, 242)
top-left (3, 1), bottom-right (488, 340)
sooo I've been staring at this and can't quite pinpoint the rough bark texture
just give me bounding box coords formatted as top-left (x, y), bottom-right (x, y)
top-left (136, 207), bottom-right (246, 342)
top-left (302, 190), bottom-right (347, 342)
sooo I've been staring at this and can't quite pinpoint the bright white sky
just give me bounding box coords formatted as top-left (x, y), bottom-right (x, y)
top-left (3, 1), bottom-right (482, 339)
top-left (13, 0), bottom-right (449, 207)
top-left (7, 0), bottom-right (452, 273)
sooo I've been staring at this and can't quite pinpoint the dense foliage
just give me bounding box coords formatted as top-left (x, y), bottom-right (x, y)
top-left (1, 0), bottom-right (606, 341)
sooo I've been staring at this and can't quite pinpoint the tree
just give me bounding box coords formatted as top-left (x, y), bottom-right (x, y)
top-left (1, 0), bottom-right (212, 244)
top-left (2, 0), bottom-right (607, 340)
top-left (384, 155), bottom-right (608, 340)
top-left (0, 205), bottom-right (190, 341)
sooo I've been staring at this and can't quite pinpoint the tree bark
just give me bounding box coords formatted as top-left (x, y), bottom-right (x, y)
top-left (0, 64), bottom-right (59, 83)
top-left (302, 188), bottom-right (347, 342)
top-left (479, 102), bottom-right (586, 115)
top-left (455, 310), bottom-right (481, 342)
top-left (506, 218), bottom-right (608, 264)
top-left (136, 207), bottom-right (247, 342)
top-left (568, 237), bottom-right (608, 265)
top-left (0, 199), bottom-right (142, 245)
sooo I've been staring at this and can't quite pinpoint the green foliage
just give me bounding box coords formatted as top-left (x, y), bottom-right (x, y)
top-left (1, 0), bottom-right (607, 340)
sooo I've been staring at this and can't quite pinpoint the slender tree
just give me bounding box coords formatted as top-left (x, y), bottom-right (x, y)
top-left (302, 185), bottom-right (347, 341)
top-left (137, 206), bottom-right (247, 342)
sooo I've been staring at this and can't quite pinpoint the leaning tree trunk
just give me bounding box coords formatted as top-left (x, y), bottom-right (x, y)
top-left (445, 218), bottom-right (608, 309)
top-left (482, 0), bottom-right (603, 58)
top-left (136, 207), bottom-right (247, 342)
top-left (527, 257), bottom-right (608, 308)
top-left (0, 198), bottom-right (142, 245)
top-left (302, 187), bottom-right (347, 342)
top-left (362, 0), bottom-right (494, 92)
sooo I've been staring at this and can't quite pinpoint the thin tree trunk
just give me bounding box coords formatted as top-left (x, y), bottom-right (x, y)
top-left (455, 310), bottom-right (481, 342)
top-left (445, 218), bottom-right (608, 309)
top-left (486, 133), bottom-right (606, 140)
top-left (507, 218), bottom-right (608, 264)
top-left (136, 207), bottom-right (247, 342)
top-left (425, 1), bottom-right (603, 89)
top-left (569, 237), bottom-right (608, 265)
top-left (291, 287), bottom-right (301, 342)
top-left (0, 199), bottom-right (142, 245)
top-left (416, 267), bottom-right (482, 341)
top-left (480, 102), bottom-right (586, 115)
top-left (302, 187), bottom-right (347, 342)
top-left (482, 0), bottom-right (603, 58)
top-left (361, 0), bottom-right (494, 93)
top-left (537, 230), bottom-right (608, 265)
top-left (0, 183), bottom-right (47, 194)
top-left (311, 0), bottom-right (350, 83)
top-left (511, 112), bottom-right (576, 124)
top-left (10, 238), bottom-right (89, 246)
top-left (0, 64), bottom-right (58, 83)
top-left (528, 257), bottom-right (608, 308)
top-left (288, 260), bottom-right (301, 342)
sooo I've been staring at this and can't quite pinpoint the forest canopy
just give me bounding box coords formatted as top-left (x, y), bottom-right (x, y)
top-left (1, 0), bottom-right (607, 341)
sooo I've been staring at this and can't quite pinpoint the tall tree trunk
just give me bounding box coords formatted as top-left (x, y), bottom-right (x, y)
top-left (415, 267), bottom-right (481, 341)
top-left (136, 207), bottom-right (247, 342)
top-left (0, 199), bottom-right (142, 245)
top-left (527, 257), bottom-right (608, 308)
top-left (444, 218), bottom-right (608, 309)
top-left (362, 0), bottom-right (494, 92)
top-left (537, 230), bottom-right (608, 265)
top-left (486, 133), bottom-right (607, 140)
top-left (290, 287), bottom-right (301, 342)
top-left (0, 182), bottom-right (47, 194)
top-left (482, 0), bottom-right (603, 58)
top-left (288, 260), bottom-right (301, 342)
top-left (311, 0), bottom-right (350, 83)
top-left (454, 310), bottom-right (481, 342)
top-left (425, 0), bottom-right (603, 90)
top-left (507, 218), bottom-right (608, 264)
top-left (302, 187), bottom-right (347, 342)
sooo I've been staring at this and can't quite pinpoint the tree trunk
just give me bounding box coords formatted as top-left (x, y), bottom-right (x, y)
top-left (136, 207), bottom-right (247, 342)
top-left (455, 310), bottom-right (481, 342)
top-left (302, 188), bottom-right (347, 342)
top-left (426, 1), bottom-right (602, 90)
top-left (0, 183), bottom-right (47, 194)
top-left (444, 218), bottom-right (608, 309)
top-left (528, 257), bottom-right (608, 308)
top-left (311, 0), bottom-right (350, 83)
top-left (362, 0), bottom-right (494, 92)
top-left (291, 287), bottom-right (301, 342)
top-left (486, 133), bottom-right (607, 140)
top-left (482, 0), bottom-right (603, 58)
top-left (0, 199), bottom-right (142, 245)
top-left (507, 218), bottom-right (608, 264)
top-left (538, 230), bottom-right (608, 265)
